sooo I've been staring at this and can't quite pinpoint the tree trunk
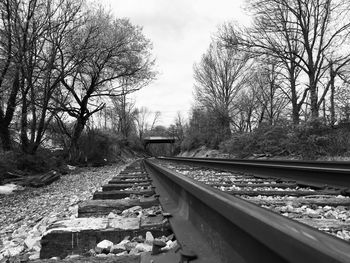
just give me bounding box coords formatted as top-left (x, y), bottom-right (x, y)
top-left (309, 76), bottom-right (319, 119)
top-left (0, 69), bottom-right (21, 151)
top-left (322, 100), bottom-right (326, 119)
top-left (329, 69), bottom-right (336, 127)
top-left (68, 117), bottom-right (87, 162)
top-left (290, 78), bottom-right (300, 125)
top-left (0, 124), bottom-right (12, 151)
top-left (20, 95), bottom-right (30, 153)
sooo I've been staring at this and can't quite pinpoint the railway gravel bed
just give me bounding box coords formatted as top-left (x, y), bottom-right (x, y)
top-left (0, 161), bottom-right (179, 262)
top-left (157, 160), bottom-right (350, 242)
top-left (0, 164), bottom-right (130, 260)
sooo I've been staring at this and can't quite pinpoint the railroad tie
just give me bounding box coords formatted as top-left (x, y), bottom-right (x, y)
top-left (39, 160), bottom-right (175, 261)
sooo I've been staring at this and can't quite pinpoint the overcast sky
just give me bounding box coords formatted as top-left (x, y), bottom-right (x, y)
top-left (103, 0), bottom-right (250, 126)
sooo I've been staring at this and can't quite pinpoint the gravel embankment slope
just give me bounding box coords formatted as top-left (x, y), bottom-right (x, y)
top-left (0, 162), bottom-right (129, 247)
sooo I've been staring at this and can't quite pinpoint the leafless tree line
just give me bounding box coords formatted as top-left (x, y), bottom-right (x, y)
top-left (0, 0), bottom-right (156, 158)
top-left (193, 0), bottom-right (350, 138)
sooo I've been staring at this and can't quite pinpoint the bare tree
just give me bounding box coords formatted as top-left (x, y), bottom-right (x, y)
top-left (18, 0), bottom-right (83, 153)
top-left (174, 111), bottom-right (185, 141)
top-left (149, 111), bottom-right (161, 132)
top-left (222, 0), bottom-right (350, 122)
top-left (134, 107), bottom-right (160, 139)
top-left (0, 0), bottom-right (19, 150)
top-left (0, 0), bottom-right (84, 152)
top-left (134, 107), bottom-right (149, 140)
top-left (194, 40), bottom-right (250, 138)
top-left (53, 7), bottom-right (156, 159)
top-left (111, 87), bottom-right (137, 139)
top-left (252, 61), bottom-right (289, 125)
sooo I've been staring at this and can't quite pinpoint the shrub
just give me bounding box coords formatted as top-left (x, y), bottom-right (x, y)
top-left (220, 119), bottom-right (350, 159)
top-left (0, 149), bottom-right (66, 180)
top-left (76, 129), bottom-right (121, 166)
top-left (220, 124), bottom-right (291, 158)
top-left (181, 133), bottom-right (202, 151)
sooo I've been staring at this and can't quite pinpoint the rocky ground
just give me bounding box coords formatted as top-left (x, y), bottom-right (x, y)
top-left (0, 162), bottom-right (130, 261)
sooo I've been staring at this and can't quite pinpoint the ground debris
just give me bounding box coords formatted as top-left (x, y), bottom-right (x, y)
top-left (0, 163), bottom-right (128, 261)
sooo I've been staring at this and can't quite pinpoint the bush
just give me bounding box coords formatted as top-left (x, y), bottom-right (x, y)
top-left (181, 133), bottom-right (202, 152)
top-left (291, 119), bottom-right (350, 158)
top-left (220, 124), bottom-right (291, 158)
top-left (76, 129), bottom-right (121, 166)
top-left (0, 149), bottom-right (66, 179)
top-left (220, 119), bottom-right (350, 159)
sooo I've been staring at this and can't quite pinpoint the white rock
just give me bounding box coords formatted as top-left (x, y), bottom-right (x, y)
top-left (116, 239), bottom-right (130, 247)
top-left (12, 225), bottom-right (27, 238)
top-left (11, 237), bottom-right (25, 245)
top-left (121, 206), bottom-right (142, 216)
top-left (168, 240), bottom-right (178, 249)
top-left (66, 254), bottom-right (81, 259)
top-left (32, 244), bottom-right (41, 252)
top-left (0, 184), bottom-right (19, 194)
top-left (2, 250), bottom-right (10, 258)
top-left (336, 195), bottom-right (346, 198)
top-left (145, 231), bottom-right (154, 245)
top-left (29, 252), bottom-right (40, 260)
top-left (116, 251), bottom-right (128, 256)
top-left (96, 240), bottom-right (114, 253)
top-left (323, 205), bottom-right (332, 212)
top-left (28, 228), bottom-right (41, 238)
top-left (324, 211), bottom-right (337, 219)
top-left (108, 217), bottom-right (139, 230)
top-left (24, 235), bottom-right (41, 250)
top-left (67, 165), bottom-right (76, 170)
top-left (161, 240), bottom-right (178, 251)
top-left (135, 243), bottom-right (152, 252)
top-left (6, 245), bottom-right (24, 257)
top-left (305, 208), bottom-right (318, 217)
top-left (129, 248), bottom-right (140, 255)
top-left (107, 212), bottom-right (117, 219)
top-left (286, 205), bottom-right (294, 213)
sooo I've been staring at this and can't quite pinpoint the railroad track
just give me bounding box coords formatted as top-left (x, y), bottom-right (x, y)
top-left (36, 157), bottom-right (350, 262)
top-left (144, 157), bottom-right (350, 263)
top-left (38, 161), bottom-right (179, 262)
top-left (159, 156), bottom-right (350, 189)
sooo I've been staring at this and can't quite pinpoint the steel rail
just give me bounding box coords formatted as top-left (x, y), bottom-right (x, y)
top-left (170, 157), bottom-right (350, 169)
top-left (143, 159), bottom-right (350, 263)
top-left (158, 157), bottom-right (350, 190)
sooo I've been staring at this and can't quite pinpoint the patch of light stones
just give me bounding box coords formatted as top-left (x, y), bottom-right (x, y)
top-left (0, 204), bottom-right (177, 261)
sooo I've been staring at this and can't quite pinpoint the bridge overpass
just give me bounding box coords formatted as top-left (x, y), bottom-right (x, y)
top-left (143, 136), bottom-right (176, 145)
top-left (143, 136), bottom-right (176, 156)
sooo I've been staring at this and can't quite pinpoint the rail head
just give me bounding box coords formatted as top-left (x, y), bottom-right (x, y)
top-left (144, 159), bottom-right (350, 263)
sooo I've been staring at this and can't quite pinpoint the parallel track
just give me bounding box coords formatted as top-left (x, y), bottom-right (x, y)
top-left (143, 158), bottom-right (350, 263)
top-left (158, 156), bottom-right (350, 190)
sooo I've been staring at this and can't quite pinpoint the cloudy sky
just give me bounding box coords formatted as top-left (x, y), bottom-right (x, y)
top-left (103, 0), bottom-right (250, 126)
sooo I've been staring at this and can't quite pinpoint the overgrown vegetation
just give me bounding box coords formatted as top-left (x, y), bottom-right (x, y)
top-left (0, 0), bottom-right (160, 174)
top-left (217, 120), bottom-right (350, 159)
top-left (0, 149), bottom-right (66, 178)
top-left (0, 0), bottom-right (156, 159)
top-left (179, 0), bottom-right (350, 160)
